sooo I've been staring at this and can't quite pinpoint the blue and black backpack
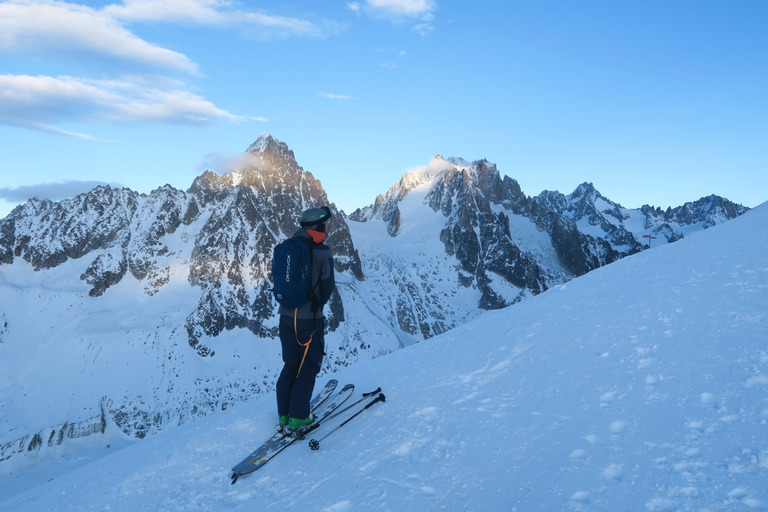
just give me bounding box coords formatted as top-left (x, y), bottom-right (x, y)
top-left (272, 237), bottom-right (313, 309)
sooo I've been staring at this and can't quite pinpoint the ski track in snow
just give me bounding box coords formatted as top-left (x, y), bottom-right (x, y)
top-left (1, 203), bottom-right (767, 511)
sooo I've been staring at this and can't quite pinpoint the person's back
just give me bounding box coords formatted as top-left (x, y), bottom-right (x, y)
top-left (274, 206), bottom-right (335, 434)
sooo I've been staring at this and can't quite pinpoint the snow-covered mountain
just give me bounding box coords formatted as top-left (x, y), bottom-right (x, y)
top-left (0, 134), bottom-right (388, 458)
top-left (0, 135), bottom-right (749, 468)
top-left (350, 155), bottom-right (748, 331)
top-left (1, 198), bottom-right (765, 512)
top-left (0, 135), bottom-right (363, 354)
top-left (535, 183), bottom-right (749, 250)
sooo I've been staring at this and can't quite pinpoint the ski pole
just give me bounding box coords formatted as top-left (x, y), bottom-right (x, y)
top-left (298, 387), bottom-right (381, 438)
top-left (321, 387), bottom-right (381, 424)
top-left (308, 393), bottom-right (386, 450)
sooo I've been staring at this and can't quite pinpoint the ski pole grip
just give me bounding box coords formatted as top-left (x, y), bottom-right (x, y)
top-left (364, 393), bottom-right (385, 409)
top-left (363, 387), bottom-right (382, 397)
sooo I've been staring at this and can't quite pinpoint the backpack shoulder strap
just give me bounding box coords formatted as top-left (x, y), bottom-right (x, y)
top-left (304, 238), bottom-right (320, 300)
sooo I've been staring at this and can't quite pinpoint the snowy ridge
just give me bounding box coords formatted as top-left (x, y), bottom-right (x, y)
top-left (349, 184), bottom-right (483, 340)
top-left (350, 156), bottom-right (458, 230)
top-left (535, 183), bottom-right (749, 251)
top-left (1, 202), bottom-right (765, 510)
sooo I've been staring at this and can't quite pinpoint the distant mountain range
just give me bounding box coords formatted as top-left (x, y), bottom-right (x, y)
top-left (350, 154), bottom-right (748, 322)
top-left (0, 134), bottom-right (749, 462)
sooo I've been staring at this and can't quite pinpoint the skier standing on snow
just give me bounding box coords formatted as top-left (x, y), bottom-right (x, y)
top-left (275, 206), bottom-right (335, 434)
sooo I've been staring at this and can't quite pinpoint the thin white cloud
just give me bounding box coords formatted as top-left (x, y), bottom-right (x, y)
top-left (0, 74), bottom-right (244, 135)
top-left (0, 74), bottom-right (121, 122)
top-left (319, 92), bottom-right (354, 101)
top-left (198, 151), bottom-right (262, 175)
top-left (103, 80), bottom-right (242, 124)
top-left (363, 0), bottom-right (436, 34)
top-left (367, 0), bottom-right (435, 18)
top-left (411, 18), bottom-right (434, 36)
top-left (0, 180), bottom-right (121, 202)
top-left (4, 121), bottom-right (100, 140)
top-left (104, 0), bottom-right (338, 39)
top-left (102, 0), bottom-right (232, 24)
top-left (377, 47), bottom-right (407, 69)
top-left (0, 0), bottom-right (198, 73)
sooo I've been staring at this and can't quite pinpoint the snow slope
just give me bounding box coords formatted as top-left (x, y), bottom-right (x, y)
top-left (347, 181), bottom-right (485, 340)
top-left (1, 202), bottom-right (767, 511)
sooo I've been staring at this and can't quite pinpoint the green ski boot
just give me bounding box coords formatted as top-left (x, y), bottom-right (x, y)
top-left (286, 414), bottom-right (314, 437)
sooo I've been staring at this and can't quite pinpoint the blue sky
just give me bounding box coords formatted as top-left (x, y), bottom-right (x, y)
top-left (1, 0), bottom-right (766, 218)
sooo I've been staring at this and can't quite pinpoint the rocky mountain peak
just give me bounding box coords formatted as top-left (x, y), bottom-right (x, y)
top-left (246, 132), bottom-right (280, 154)
top-left (243, 133), bottom-right (297, 174)
top-left (570, 182), bottom-right (599, 201)
top-left (401, 156), bottom-right (454, 189)
top-left (350, 156), bottom-right (458, 228)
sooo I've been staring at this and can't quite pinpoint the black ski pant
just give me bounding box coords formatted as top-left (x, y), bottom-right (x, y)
top-left (276, 314), bottom-right (325, 420)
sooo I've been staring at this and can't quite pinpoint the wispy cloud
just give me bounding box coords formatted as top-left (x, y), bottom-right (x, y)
top-left (377, 47), bottom-right (407, 69)
top-left (0, 1), bottom-right (339, 65)
top-left (198, 151), bottom-right (261, 175)
top-left (319, 92), bottom-right (354, 101)
top-left (368, 0), bottom-right (435, 18)
top-left (356, 0), bottom-right (436, 34)
top-left (0, 180), bottom-right (121, 203)
top-left (0, 74), bottom-right (244, 137)
top-left (103, 0), bottom-right (245, 24)
top-left (0, 0), bottom-right (198, 73)
top-left (103, 0), bottom-right (341, 39)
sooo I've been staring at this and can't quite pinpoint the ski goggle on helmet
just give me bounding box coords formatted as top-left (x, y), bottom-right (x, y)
top-left (300, 206), bottom-right (333, 232)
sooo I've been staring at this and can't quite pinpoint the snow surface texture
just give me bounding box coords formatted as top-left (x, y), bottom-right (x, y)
top-left (0, 197), bottom-right (765, 510)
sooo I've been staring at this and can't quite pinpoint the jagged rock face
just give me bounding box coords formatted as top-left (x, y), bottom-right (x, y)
top-left (0, 412), bottom-right (106, 463)
top-left (535, 184), bottom-right (749, 248)
top-left (351, 156), bottom-right (749, 324)
top-left (0, 134), bottom-right (363, 357)
top-left (426, 159), bottom-right (645, 307)
top-left (642, 195), bottom-right (749, 230)
top-left (431, 163), bottom-right (631, 286)
top-left (426, 160), bottom-right (549, 308)
top-left (535, 184), bottom-right (643, 254)
top-left (353, 158), bottom-right (564, 317)
top-left (2, 185), bottom-right (191, 297)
